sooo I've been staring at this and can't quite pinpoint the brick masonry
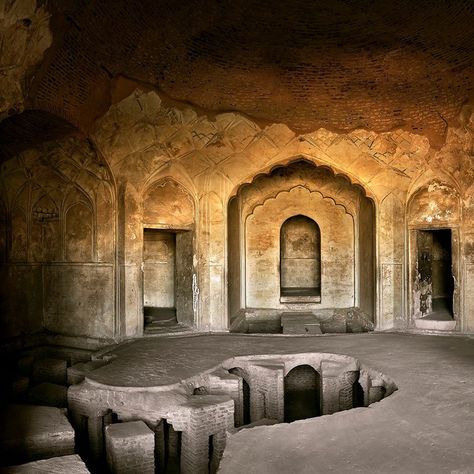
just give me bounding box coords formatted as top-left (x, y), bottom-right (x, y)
top-left (105, 421), bottom-right (155, 474)
top-left (68, 352), bottom-right (397, 473)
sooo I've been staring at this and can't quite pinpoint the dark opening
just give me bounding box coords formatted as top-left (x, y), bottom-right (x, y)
top-left (143, 229), bottom-right (177, 332)
top-left (165, 422), bottom-right (181, 474)
top-left (156, 419), bottom-right (181, 474)
top-left (208, 434), bottom-right (214, 473)
top-left (229, 367), bottom-right (251, 426)
top-left (353, 381), bottom-right (365, 408)
top-left (416, 229), bottom-right (454, 319)
top-left (280, 215), bottom-right (321, 298)
top-left (284, 365), bottom-right (321, 422)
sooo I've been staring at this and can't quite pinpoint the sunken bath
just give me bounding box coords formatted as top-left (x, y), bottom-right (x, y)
top-left (68, 352), bottom-right (397, 473)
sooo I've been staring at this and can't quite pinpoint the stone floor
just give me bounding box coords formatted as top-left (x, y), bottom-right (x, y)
top-left (87, 332), bottom-right (474, 473)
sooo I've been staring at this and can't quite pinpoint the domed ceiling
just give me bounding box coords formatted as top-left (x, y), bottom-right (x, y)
top-left (1, 0), bottom-right (474, 157)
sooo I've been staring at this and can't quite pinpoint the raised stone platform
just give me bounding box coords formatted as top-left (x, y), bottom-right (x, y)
top-left (281, 312), bottom-right (322, 334)
top-left (71, 333), bottom-right (474, 473)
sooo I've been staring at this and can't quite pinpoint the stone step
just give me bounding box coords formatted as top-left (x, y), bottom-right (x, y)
top-left (281, 313), bottom-right (323, 334)
top-left (414, 318), bottom-right (456, 331)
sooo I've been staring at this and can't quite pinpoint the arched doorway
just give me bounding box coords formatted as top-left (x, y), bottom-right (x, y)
top-left (280, 215), bottom-right (321, 299)
top-left (229, 367), bottom-right (251, 426)
top-left (284, 365), bottom-right (321, 422)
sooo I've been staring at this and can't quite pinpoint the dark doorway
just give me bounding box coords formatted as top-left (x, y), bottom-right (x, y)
top-left (143, 228), bottom-right (194, 333)
top-left (416, 229), bottom-right (454, 319)
top-left (284, 365), bottom-right (321, 422)
top-left (156, 420), bottom-right (181, 474)
top-left (229, 367), bottom-right (251, 426)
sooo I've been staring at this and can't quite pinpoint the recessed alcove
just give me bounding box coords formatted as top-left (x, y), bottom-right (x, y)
top-left (227, 160), bottom-right (375, 333)
top-left (280, 215), bottom-right (321, 303)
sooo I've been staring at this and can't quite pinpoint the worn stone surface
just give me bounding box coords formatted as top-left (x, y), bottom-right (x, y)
top-left (65, 332), bottom-right (474, 473)
top-left (0, 404), bottom-right (75, 465)
top-left (105, 421), bottom-right (155, 474)
top-left (0, 455), bottom-right (89, 473)
top-left (1, 89), bottom-right (474, 339)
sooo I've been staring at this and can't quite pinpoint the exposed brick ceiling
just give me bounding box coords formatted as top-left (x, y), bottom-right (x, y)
top-left (3, 0), bottom-right (474, 154)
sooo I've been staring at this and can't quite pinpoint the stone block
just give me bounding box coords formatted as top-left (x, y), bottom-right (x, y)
top-left (105, 421), bottom-right (155, 474)
top-left (27, 383), bottom-right (68, 408)
top-left (16, 356), bottom-right (34, 376)
top-left (32, 358), bottom-right (67, 385)
top-left (0, 454), bottom-right (90, 473)
top-left (0, 405), bottom-right (75, 466)
top-left (9, 376), bottom-right (29, 398)
top-left (281, 313), bottom-right (322, 334)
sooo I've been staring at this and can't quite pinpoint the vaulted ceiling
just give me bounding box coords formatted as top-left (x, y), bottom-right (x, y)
top-left (1, 0), bottom-right (473, 159)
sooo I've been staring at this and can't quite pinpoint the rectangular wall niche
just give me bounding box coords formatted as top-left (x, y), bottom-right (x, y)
top-left (143, 228), bottom-right (194, 331)
top-left (416, 229), bottom-right (454, 319)
top-left (280, 215), bottom-right (321, 303)
top-left (143, 229), bottom-right (176, 324)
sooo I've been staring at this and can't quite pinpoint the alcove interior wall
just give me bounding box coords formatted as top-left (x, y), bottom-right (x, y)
top-left (142, 179), bottom-right (196, 328)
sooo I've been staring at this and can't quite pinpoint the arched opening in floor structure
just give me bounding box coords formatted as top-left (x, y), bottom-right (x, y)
top-left (229, 367), bottom-right (251, 426)
top-left (284, 364), bottom-right (321, 422)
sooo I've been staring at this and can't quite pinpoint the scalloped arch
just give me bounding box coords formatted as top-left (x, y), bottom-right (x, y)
top-left (230, 156), bottom-right (377, 203)
top-left (247, 185), bottom-right (353, 220)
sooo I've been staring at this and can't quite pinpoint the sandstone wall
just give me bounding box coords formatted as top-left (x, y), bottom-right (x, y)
top-left (1, 89), bottom-right (474, 339)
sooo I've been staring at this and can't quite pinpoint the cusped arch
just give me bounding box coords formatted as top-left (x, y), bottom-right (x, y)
top-left (229, 156), bottom-right (378, 205)
top-left (247, 185), bottom-right (353, 220)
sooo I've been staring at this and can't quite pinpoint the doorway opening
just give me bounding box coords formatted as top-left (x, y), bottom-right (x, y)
top-left (229, 367), bottom-right (250, 426)
top-left (416, 229), bottom-right (454, 320)
top-left (143, 228), bottom-right (194, 333)
top-left (280, 215), bottom-right (321, 301)
top-left (143, 229), bottom-right (177, 330)
top-left (284, 365), bottom-right (321, 422)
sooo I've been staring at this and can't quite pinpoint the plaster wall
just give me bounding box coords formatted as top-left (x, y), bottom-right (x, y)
top-left (280, 215), bottom-right (320, 290)
top-left (246, 186), bottom-right (354, 309)
top-left (143, 230), bottom-right (175, 308)
top-left (2, 89), bottom-right (474, 340)
top-left (0, 138), bottom-right (116, 340)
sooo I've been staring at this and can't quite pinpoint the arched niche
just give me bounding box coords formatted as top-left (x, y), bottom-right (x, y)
top-left (143, 179), bottom-right (194, 228)
top-left (280, 215), bottom-right (321, 299)
top-left (408, 183), bottom-right (460, 226)
top-left (65, 201), bottom-right (94, 262)
top-left (228, 367), bottom-right (251, 426)
top-left (228, 160), bottom-right (376, 331)
top-left (30, 193), bottom-right (60, 262)
top-left (246, 186), bottom-right (354, 309)
top-left (142, 179), bottom-right (196, 331)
